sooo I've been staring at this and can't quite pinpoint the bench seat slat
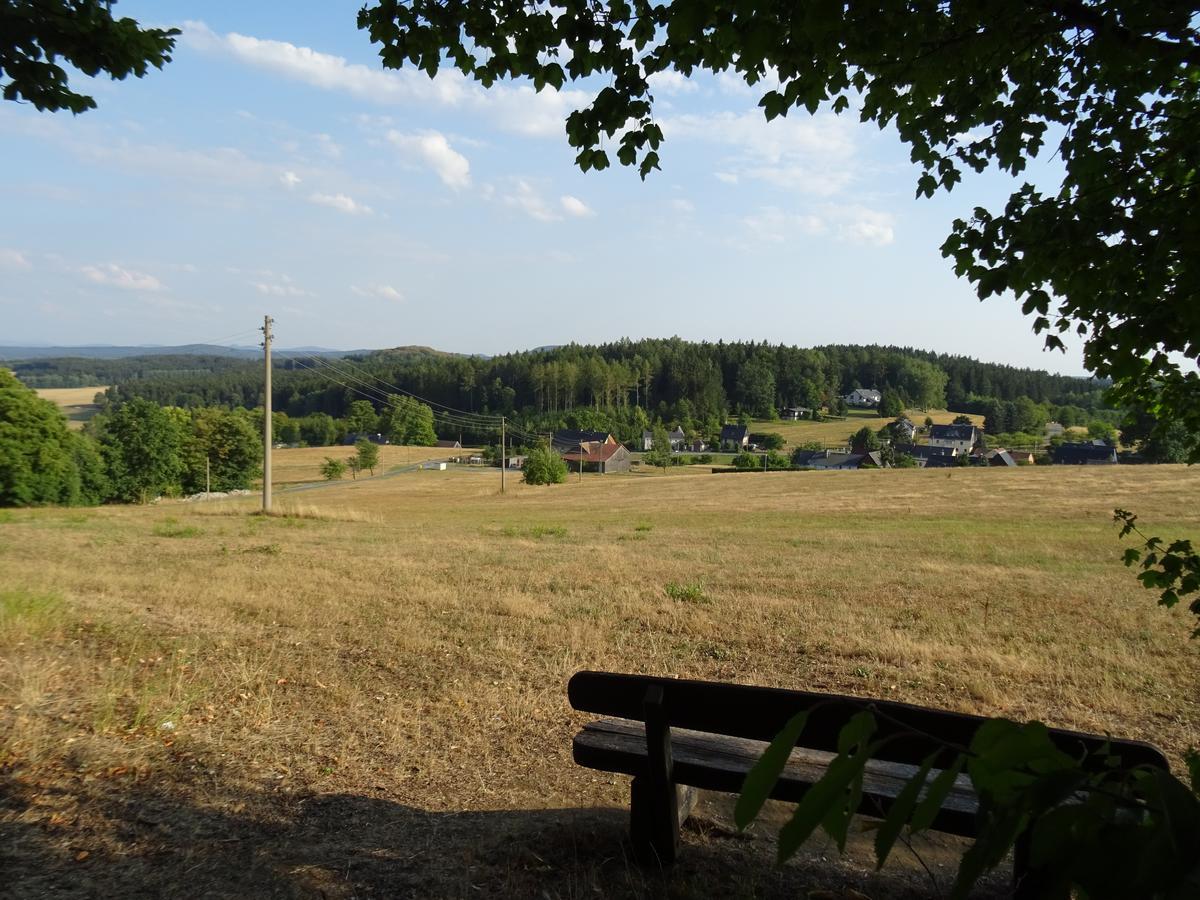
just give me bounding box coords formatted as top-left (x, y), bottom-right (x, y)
top-left (575, 718), bottom-right (979, 836)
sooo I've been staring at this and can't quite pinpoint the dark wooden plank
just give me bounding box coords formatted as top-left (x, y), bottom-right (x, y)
top-left (567, 671), bottom-right (1170, 771)
top-left (631, 685), bottom-right (680, 864)
top-left (575, 718), bottom-right (980, 835)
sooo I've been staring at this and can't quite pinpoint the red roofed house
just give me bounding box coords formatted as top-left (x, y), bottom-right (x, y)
top-left (559, 440), bottom-right (632, 475)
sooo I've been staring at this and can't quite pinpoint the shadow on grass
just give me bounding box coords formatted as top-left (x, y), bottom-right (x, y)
top-left (1, 750), bottom-right (1008, 900)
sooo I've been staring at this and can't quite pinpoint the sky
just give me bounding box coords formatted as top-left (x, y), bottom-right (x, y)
top-left (0, 1), bottom-right (1088, 373)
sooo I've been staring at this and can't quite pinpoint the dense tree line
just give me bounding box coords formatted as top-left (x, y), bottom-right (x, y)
top-left (95, 341), bottom-right (1115, 442)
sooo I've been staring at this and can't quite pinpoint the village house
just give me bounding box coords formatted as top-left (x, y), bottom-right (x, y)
top-left (986, 449), bottom-right (1018, 467)
top-left (928, 423), bottom-right (978, 453)
top-left (1053, 441), bottom-right (1118, 465)
top-left (891, 417), bottom-right (916, 441)
top-left (791, 449), bottom-right (887, 470)
top-left (894, 443), bottom-right (958, 468)
top-left (552, 430), bottom-right (616, 453)
top-left (435, 439), bottom-right (462, 450)
top-left (719, 424), bottom-right (749, 450)
top-left (843, 388), bottom-right (882, 407)
top-left (642, 427), bottom-right (688, 451)
top-left (560, 440), bottom-right (631, 474)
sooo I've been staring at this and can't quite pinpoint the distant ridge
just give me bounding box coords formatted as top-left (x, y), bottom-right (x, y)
top-left (0, 344), bottom-right (370, 361)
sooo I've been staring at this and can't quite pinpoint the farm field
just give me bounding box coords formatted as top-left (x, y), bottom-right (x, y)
top-left (34, 385), bottom-right (108, 429)
top-left (268, 444), bottom-right (475, 485)
top-left (751, 408), bottom-right (984, 449)
top-left (1, 465), bottom-right (1197, 897)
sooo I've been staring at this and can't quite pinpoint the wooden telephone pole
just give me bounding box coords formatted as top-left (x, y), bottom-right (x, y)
top-left (262, 315), bottom-right (273, 514)
top-left (500, 416), bottom-right (506, 494)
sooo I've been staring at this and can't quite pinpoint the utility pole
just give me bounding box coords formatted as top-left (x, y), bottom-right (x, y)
top-left (206, 456), bottom-right (211, 495)
top-left (579, 440), bottom-right (584, 483)
top-left (262, 315), bottom-right (273, 514)
top-left (500, 416), bottom-right (506, 494)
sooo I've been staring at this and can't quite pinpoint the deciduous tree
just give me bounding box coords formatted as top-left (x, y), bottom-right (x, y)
top-left (522, 445), bottom-right (567, 485)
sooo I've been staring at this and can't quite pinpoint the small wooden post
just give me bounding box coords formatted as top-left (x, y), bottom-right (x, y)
top-left (630, 684), bottom-right (681, 865)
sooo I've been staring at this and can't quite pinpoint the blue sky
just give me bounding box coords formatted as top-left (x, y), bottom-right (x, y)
top-left (0, 1), bottom-right (1086, 373)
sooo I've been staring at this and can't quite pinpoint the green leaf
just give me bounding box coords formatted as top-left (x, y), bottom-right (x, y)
top-left (777, 752), bottom-right (868, 862)
top-left (874, 752), bottom-right (939, 866)
top-left (1186, 749), bottom-right (1200, 796)
top-left (735, 711), bottom-right (808, 830)
top-left (910, 756), bottom-right (965, 833)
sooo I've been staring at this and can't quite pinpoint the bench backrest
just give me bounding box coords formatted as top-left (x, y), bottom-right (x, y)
top-left (568, 671), bottom-right (1169, 771)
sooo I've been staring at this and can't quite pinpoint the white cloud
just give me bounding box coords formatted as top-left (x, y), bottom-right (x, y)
top-left (280, 170), bottom-right (301, 189)
top-left (351, 284), bottom-right (405, 302)
top-left (252, 273), bottom-right (311, 297)
top-left (648, 69), bottom-right (699, 95)
top-left (253, 282), bottom-right (308, 297)
top-left (739, 204), bottom-right (894, 247)
top-left (833, 205), bottom-right (895, 246)
top-left (671, 198), bottom-right (695, 213)
top-left (664, 108), bottom-right (858, 195)
top-left (314, 133), bottom-right (341, 158)
top-left (387, 130), bottom-right (470, 190)
top-left (741, 207), bottom-right (827, 244)
top-left (308, 191), bottom-right (373, 215)
top-left (182, 21), bottom-right (470, 106)
top-left (560, 195), bottom-right (594, 218)
top-left (81, 264), bottom-right (164, 291)
top-left (503, 180), bottom-right (560, 222)
top-left (0, 249), bottom-right (31, 270)
top-left (183, 21), bottom-right (588, 139)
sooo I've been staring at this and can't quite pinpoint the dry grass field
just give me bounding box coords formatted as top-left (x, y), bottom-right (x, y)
top-left (34, 386), bottom-right (108, 430)
top-left (753, 409), bottom-right (984, 449)
top-left (2, 465), bottom-right (1197, 898)
top-left (269, 444), bottom-right (473, 485)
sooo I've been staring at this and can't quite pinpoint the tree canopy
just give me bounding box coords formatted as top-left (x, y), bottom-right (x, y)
top-left (359, 1), bottom-right (1199, 458)
top-left (1, 0), bottom-right (178, 113)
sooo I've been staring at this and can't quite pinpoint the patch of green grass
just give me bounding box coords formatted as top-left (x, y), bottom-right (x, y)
top-left (0, 510), bottom-right (16, 524)
top-left (153, 519), bottom-right (204, 538)
top-left (634, 522), bottom-right (654, 532)
top-left (0, 589), bottom-right (64, 636)
top-left (664, 580), bottom-right (708, 604)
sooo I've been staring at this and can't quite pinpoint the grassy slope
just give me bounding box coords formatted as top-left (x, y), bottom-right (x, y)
top-left (1, 466), bottom-right (1197, 897)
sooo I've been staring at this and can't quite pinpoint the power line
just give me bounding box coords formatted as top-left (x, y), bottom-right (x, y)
top-left (291, 352), bottom-right (550, 448)
top-left (301, 352), bottom-right (504, 422)
top-left (291, 357), bottom-right (505, 436)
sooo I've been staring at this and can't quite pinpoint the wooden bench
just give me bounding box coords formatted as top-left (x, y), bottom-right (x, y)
top-left (568, 671), bottom-right (1169, 894)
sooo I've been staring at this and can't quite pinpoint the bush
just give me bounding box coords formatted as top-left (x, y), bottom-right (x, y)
top-left (749, 432), bottom-right (785, 450)
top-left (522, 446), bottom-right (567, 485)
top-left (320, 457), bottom-right (346, 480)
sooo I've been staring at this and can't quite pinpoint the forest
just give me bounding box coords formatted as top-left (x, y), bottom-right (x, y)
top-left (67, 340), bottom-right (1116, 446)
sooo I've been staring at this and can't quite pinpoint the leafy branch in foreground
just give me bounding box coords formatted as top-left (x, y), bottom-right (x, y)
top-left (1, 0), bottom-right (179, 113)
top-left (1115, 508), bottom-right (1200, 638)
top-left (737, 713), bottom-right (1200, 899)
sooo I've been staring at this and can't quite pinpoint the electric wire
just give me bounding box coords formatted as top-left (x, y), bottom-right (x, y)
top-left (300, 352), bottom-right (504, 422)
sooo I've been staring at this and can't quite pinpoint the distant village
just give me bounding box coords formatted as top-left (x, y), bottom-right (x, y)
top-left (346, 385), bottom-right (1122, 474)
